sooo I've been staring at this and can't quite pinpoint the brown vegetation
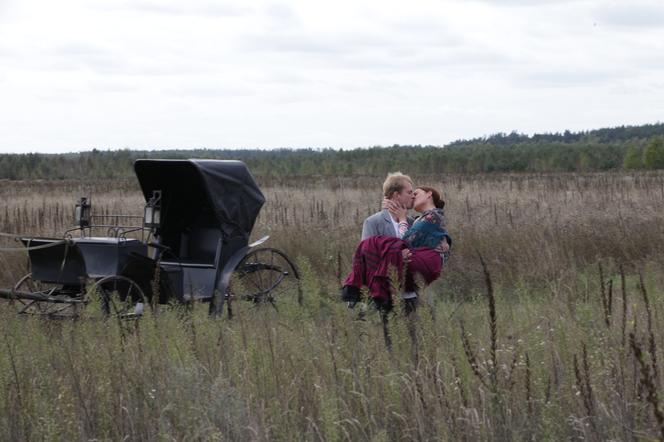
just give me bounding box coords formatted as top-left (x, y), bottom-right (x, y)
top-left (1, 171), bottom-right (664, 440)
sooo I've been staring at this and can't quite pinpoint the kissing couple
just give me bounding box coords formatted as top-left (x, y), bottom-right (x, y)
top-left (341, 172), bottom-right (451, 314)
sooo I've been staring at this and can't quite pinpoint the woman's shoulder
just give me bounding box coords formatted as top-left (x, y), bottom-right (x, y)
top-left (420, 208), bottom-right (444, 221)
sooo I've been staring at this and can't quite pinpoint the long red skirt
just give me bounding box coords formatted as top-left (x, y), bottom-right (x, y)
top-left (343, 236), bottom-right (442, 302)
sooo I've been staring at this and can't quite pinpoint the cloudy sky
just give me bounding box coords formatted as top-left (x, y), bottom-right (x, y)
top-left (0, 0), bottom-right (663, 153)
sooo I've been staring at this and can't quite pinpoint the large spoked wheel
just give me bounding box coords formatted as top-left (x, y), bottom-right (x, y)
top-left (93, 275), bottom-right (147, 319)
top-left (226, 247), bottom-right (302, 318)
top-left (11, 273), bottom-right (84, 318)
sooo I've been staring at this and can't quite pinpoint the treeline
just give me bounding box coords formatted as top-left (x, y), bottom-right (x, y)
top-left (1, 123), bottom-right (664, 180)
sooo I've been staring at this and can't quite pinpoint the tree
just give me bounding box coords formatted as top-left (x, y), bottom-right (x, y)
top-left (623, 145), bottom-right (642, 169)
top-left (643, 137), bottom-right (664, 169)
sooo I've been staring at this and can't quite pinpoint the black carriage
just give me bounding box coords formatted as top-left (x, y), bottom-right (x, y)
top-left (0, 159), bottom-right (301, 318)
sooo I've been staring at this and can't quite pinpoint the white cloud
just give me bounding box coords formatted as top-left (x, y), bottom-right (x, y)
top-left (0, 0), bottom-right (663, 152)
top-left (595, 1), bottom-right (664, 28)
top-left (97, 0), bottom-right (253, 17)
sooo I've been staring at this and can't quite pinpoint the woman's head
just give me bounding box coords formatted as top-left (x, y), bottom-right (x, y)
top-left (413, 186), bottom-right (445, 212)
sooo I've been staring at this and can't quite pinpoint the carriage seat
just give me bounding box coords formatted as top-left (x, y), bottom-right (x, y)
top-left (160, 227), bottom-right (248, 270)
top-left (174, 227), bottom-right (222, 267)
top-left (157, 227), bottom-right (223, 301)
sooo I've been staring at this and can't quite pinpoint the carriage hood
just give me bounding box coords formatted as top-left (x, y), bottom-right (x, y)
top-left (134, 159), bottom-right (265, 238)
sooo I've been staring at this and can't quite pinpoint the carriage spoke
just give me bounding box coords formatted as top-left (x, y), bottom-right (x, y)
top-left (227, 248), bottom-right (301, 318)
top-left (268, 250), bottom-right (276, 296)
top-left (95, 276), bottom-right (147, 320)
top-left (10, 273), bottom-right (81, 318)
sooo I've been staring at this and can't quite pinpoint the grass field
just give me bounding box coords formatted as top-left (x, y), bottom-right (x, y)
top-left (1, 171), bottom-right (664, 440)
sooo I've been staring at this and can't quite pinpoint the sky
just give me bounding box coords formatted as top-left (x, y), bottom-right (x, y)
top-left (0, 0), bottom-right (663, 153)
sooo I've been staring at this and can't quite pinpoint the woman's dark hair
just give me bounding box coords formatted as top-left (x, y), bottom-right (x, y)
top-left (417, 186), bottom-right (445, 209)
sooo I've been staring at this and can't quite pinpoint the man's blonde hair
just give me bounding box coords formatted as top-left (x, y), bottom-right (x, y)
top-left (382, 172), bottom-right (413, 198)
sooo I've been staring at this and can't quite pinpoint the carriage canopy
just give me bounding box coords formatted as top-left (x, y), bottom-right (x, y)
top-left (134, 159), bottom-right (265, 238)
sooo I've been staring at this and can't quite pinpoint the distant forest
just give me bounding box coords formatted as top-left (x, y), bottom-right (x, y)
top-left (2, 123), bottom-right (664, 180)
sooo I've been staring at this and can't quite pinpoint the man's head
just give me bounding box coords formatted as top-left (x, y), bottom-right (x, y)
top-left (382, 172), bottom-right (414, 209)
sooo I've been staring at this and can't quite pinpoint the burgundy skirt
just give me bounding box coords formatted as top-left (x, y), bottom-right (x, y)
top-left (343, 236), bottom-right (442, 302)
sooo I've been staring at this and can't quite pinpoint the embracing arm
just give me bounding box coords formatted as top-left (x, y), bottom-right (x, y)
top-left (435, 235), bottom-right (451, 255)
top-left (432, 211), bottom-right (452, 258)
top-left (383, 198), bottom-right (410, 238)
top-left (402, 209), bottom-right (452, 250)
top-left (428, 210), bottom-right (452, 243)
top-left (398, 221), bottom-right (409, 238)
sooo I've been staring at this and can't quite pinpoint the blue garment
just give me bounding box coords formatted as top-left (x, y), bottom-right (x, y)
top-left (401, 208), bottom-right (452, 249)
top-left (402, 219), bottom-right (450, 248)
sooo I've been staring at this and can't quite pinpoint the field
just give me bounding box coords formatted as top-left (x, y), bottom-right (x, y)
top-left (2, 171), bottom-right (664, 440)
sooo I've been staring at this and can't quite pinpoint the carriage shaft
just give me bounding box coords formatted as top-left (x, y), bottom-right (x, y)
top-left (0, 289), bottom-right (86, 304)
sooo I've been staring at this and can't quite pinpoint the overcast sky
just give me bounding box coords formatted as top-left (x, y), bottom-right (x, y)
top-left (1, 0), bottom-right (663, 153)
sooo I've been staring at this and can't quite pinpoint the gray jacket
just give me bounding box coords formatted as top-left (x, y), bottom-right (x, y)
top-left (361, 209), bottom-right (414, 240)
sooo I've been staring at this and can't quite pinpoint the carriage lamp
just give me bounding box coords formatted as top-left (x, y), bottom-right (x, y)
top-left (144, 190), bottom-right (162, 229)
top-left (74, 197), bottom-right (91, 228)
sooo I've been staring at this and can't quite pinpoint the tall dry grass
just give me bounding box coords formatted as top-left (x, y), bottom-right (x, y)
top-left (1, 171), bottom-right (664, 440)
top-left (3, 172), bottom-right (664, 289)
top-left (1, 260), bottom-right (664, 440)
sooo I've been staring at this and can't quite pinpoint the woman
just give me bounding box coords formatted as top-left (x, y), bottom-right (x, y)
top-left (342, 186), bottom-right (451, 310)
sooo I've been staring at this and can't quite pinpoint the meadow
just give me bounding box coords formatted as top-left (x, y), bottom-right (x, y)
top-left (1, 171), bottom-right (664, 440)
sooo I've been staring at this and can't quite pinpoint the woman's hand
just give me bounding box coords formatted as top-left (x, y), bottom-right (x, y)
top-left (382, 198), bottom-right (408, 222)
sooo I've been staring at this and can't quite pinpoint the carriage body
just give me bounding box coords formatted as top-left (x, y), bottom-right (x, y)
top-left (23, 237), bottom-right (147, 284)
top-left (1, 160), bottom-right (301, 317)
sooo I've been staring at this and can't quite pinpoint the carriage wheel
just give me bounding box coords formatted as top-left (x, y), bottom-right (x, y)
top-left (226, 248), bottom-right (302, 318)
top-left (11, 273), bottom-right (84, 318)
top-left (94, 275), bottom-right (147, 319)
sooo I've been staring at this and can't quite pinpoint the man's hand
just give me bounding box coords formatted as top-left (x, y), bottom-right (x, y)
top-left (382, 198), bottom-right (408, 222)
top-left (402, 248), bottom-right (412, 264)
top-left (436, 238), bottom-right (450, 254)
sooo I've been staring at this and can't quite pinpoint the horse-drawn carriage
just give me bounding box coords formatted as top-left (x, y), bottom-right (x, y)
top-left (0, 159), bottom-right (301, 318)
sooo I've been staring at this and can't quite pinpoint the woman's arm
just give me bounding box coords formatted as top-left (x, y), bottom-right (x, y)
top-left (402, 209), bottom-right (451, 249)
top-left (398, 221), bottom-right (409, 238)
top-left (384, 199), bottom-right (410, 238)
